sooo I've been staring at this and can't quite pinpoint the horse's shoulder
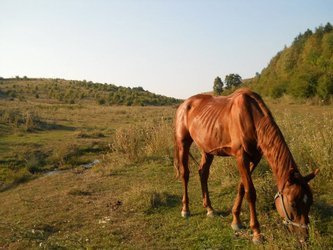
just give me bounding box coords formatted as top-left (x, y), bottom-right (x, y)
top-left (230, 88), bottom-right (255, 99)
top-left (228, 88), bottom-right (260, 106)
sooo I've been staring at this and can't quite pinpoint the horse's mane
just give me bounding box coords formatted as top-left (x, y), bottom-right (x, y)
top-left (247, 90), bottom-right (298, 187)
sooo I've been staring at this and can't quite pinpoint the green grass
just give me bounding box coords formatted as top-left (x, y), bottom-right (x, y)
top-left (0, 98), bottom-right (332, 248)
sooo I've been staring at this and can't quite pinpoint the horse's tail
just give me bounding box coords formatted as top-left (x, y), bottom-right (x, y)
top-left (173, 132), bottom-right (180, 179)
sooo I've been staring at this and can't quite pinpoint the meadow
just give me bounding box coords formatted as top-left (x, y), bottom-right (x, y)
top-left (0, 96), bottom-right (332, 249)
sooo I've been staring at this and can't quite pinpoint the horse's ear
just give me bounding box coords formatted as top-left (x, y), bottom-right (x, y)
top-left (303, 168), bottom-right (320, 183)
top-left (288, 169), bottom-right (302, 184)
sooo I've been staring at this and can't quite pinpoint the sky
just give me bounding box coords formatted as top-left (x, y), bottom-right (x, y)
top-left (1, 0), bottom-right (332, 99)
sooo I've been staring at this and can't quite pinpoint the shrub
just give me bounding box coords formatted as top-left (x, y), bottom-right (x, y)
top-left (98, 98), bottom-right (106, 105)
top-left (270, 84), bottom-right (286, 99)
top-left (25, 151), bottom-right (47, 173)
top-left (317, 74), bottom-right (333, 101)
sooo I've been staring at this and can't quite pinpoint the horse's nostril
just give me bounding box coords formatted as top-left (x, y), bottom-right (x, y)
top-left (299, 234), bottom-right (309, 243)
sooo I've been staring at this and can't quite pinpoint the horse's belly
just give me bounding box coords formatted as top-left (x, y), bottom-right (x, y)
top-left (189, 126), bottom-right (236, 155)
top-left (208, 146), bottom-right (233, 156)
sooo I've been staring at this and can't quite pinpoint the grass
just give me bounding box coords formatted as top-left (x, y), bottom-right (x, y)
top-left (0, 97), bottom-right (332, 248)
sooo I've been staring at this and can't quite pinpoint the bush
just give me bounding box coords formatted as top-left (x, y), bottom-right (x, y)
top-left (270, 84), bottom-right (286, 99)
top-left (98, 98), bottom-right (106, 105)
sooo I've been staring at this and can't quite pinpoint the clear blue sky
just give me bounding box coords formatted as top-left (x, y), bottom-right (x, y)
top-left (1, 0), bottom-right (332, 99)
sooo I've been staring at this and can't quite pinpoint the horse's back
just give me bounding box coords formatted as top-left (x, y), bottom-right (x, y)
top-left (175, 88), bottom-right (265, 156)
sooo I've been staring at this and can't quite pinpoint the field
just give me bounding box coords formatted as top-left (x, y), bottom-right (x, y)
top-left (0, 97), bottom-right (333, 249)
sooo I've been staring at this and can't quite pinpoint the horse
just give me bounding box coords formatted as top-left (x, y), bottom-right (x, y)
top-left (173, 88), bottom-right (318, 243)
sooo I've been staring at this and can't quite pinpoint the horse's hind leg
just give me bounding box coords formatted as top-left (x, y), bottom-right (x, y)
top-left (176, 137), bottom-right (192, 218)
top-left (198, 153), bottom-right (214, 217)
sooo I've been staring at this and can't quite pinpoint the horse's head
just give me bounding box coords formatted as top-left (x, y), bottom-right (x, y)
top-left (274, 169), bottom-right (319, 241)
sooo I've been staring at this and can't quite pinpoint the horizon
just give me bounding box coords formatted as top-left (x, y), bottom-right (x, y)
top-left (1, 0), bottom-right (333, 99)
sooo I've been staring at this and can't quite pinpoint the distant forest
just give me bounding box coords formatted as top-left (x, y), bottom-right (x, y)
top-left (0, 77), bottom-right (181, 106)
top-left (247, 23), bottom-right (333, 101)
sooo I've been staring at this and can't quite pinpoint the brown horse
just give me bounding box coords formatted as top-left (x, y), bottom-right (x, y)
top-left (174, 88), bottom-right (318, 243)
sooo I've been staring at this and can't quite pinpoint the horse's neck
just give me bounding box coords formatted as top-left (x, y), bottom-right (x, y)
top-left (263, 145), bottom-right (297, 191)
top-left (257, 119), bottom-right (298, 191)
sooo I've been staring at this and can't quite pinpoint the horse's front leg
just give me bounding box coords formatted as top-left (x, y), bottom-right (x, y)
top-left (231, 180), bottom-right (245, 230)
top-left (231, 159), bottom-right (259, 231)
top-left (236, 152), bottom-right (262, 244)
top-left (198, 153), bottom-right (214, 216)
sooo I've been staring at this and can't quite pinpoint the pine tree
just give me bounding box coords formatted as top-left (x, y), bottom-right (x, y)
top-left (213, 77), bottom-right (224, 95)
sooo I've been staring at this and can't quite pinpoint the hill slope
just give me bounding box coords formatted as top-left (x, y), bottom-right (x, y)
top-left (248, 23), bottom-right (333, 100)
top-left (0, 77), bottom-right (181, 106)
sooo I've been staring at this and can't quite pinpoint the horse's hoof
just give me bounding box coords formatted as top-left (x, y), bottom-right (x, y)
top-left (181, 210), bottom-right (190, 218)
top-left (231, 223), bottom-right (243, 231)
top-left (206, 210), bottom-right (215, 218)
top-left (252, 235), bottom-right (264, 244)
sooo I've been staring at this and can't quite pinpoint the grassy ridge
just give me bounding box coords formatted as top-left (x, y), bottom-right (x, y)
top-left (0, 95), bottom-right (332, 248)
top-left (0, 77), bottom-right (181, 106)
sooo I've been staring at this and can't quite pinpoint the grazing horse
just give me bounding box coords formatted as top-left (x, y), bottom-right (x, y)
top-left (174, 88), bottom-right (318, 243)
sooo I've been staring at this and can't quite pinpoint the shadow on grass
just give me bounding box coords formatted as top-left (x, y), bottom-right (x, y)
top-left (0, 174), bottom-right (35, 192)
top-left (146, 192), bottom-right (180, 214)
top-left (312, 200), bottom-right (333, 233)
top-left (186, 208), bottom-right (231, 217)
top-left (41, 123), bottom-right (76, 131)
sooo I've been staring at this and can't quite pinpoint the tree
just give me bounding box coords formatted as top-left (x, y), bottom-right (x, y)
top-left (225, 74), bottom-right (242, 89)
top-left (317, 74), bottom-right (333, 101)
top-left (324, 22), bottom-right (333, 33)
top-left (213, 77), bottom-right (224, 95)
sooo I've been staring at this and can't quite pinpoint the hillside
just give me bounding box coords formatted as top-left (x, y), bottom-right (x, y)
top-left (0, 77), bottom-right (181, 106)
top-left (248, 23), bottom-right (333, 101)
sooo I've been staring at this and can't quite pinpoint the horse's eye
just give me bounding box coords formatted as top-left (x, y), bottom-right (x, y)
top-left (291, 202), bottom-right (297, 208)
top-left (303, 194), bottom-right (308, 204)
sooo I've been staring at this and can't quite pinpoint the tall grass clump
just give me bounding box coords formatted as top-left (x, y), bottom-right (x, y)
top-left (0, 167), bottom-right (33, 191)
top-left (276, 110), bottom-right (333, 181)
top-left (144, 118), bottom-right (173, 158)
top-left (0, 109), bottom-right (42, 132)
top-left (50, 143), bottom-right (81, 169)
top-left (110, 118), bottom-right (173, 163)
top-left (111, 125), bottom-right (148, 161)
